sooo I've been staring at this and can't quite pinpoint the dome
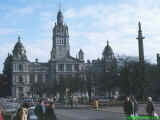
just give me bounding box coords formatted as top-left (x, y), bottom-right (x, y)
top-left (103, 41), bottom-right (114, 57)
top-left (79, 49), bottom-right (84, 54)
top-left (12, 36), bottom-right (27, 60)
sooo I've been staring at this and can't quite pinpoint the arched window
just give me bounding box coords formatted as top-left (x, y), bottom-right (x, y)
top-left (19, 64), bottom-right (23, 71)
top-left (19, 76), bottom-right (23, 83)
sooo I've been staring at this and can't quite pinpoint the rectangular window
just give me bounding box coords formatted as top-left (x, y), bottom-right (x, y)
top-left (30, 74), bottom-right (34, 84)
top-left (19, 87), bottom-right (23, 92)
top-left (19, 76), bottom-right (23, 83)
top-left (58, 64), bottom-right (64, 72)
top-left (38, 74), bottom-right (42, 81)
top-left (66, 64), bottom-right (72, 71)
top-left (19, 64), bottom-right (23, 72)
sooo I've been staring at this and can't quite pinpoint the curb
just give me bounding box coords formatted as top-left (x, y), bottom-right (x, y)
top-left (99, 109), bottom-right (148, 116)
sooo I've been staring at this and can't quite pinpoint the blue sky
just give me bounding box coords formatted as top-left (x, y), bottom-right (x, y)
top-left (0, 0), bottom-right (160, 72)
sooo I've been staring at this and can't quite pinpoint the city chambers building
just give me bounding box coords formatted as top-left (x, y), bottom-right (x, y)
top-left (3, 8), bottom-right (118, 99)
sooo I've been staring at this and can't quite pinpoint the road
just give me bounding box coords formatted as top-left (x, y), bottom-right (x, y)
top-left (55, 109), bottom-right (125, 120)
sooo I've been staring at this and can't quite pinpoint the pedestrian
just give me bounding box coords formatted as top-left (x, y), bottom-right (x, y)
top-left (95, 99), bottom-right (99, 111)
top-left (123, 96), bottom-right (133, 120)
top-left (130, 96), bottom-right (138, 116)
top-left (0, 107), bottom-right (4, 120)
top-left (34, 99), bottom-right (46, 120)
top-left (45, 102), bottom-right (57, 120)
top-left (146, 97), bottom-right (154, 119)
top-left (69, 96), bottom-right (73, 109)
top-left (15, 103), bottom-right (28, 120)
top-left (53, 96), bottom-right (56, 103)
top-left (73, 96), bottom-right (78, 108)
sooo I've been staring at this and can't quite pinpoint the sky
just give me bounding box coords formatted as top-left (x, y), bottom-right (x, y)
top-left (0, 0), bottom-right (160, 72)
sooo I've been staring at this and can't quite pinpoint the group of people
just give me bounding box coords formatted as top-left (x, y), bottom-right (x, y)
top-left (15, 99), bottom-right (57, 120)
top-left (34, 99), bottom-right (57, 120)
top-left (123, 96), bottom-right (155, 120)
top-left (65, 96), bottom-right (79, 108)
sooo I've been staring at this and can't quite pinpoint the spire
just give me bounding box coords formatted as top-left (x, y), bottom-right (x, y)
top-left (107, 40), bottom-right (109, 46)
top-left (57, 2), bottom-right (64, 25)
top-left (59, 0), bottom-right (61, 11)
top-left (136, 21), bottom-right (145, 64)
top-left (18, 35), bottom-right (21, 42)
top-left (137, 21), bottom-right (144, 40)
top-left (138, 21), bottom-right (142, 32)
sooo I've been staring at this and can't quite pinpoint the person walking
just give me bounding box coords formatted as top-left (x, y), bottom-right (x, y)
top-left (146, 97), bottom-right (154, 119)
top-left (95, 99), bottom-right (99, 111)
top-left (73, 96), bottom-right (78, 108)
top-left (69, 96), bottom-right (73, 109)
top-left (123, 96), bottom-right (133, 120)
top-left (130, 96), bottom-right (138, 117)
top-left (45, 102), bottom-right (57, 120)
top-left (15, 103), bottom-right (28, 120)
top-left (34, 99), bottom-right (46, 120)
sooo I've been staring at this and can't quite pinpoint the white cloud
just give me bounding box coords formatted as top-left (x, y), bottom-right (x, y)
top-left (64, 9), bottom-right (76, 18)
top-left (0, 28), bottom-right (23, 35)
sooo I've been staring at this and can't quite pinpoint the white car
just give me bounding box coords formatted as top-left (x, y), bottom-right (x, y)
top-left (4, 102), bottom-right (20, 113)
top-left (28, 106), bottom-right (38, 120)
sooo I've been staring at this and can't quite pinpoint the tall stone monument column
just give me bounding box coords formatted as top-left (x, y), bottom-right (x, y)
top-left (136, 22), bottom-right (145, 64)
top-left (136, 21), bottom-right (146, 98)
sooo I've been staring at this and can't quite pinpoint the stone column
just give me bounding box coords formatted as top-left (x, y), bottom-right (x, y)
top-left (27, 74), bottom-right (30, 84)
top-left (72, 64), bottom-right (74, 72)
top-left (64, 64), bottom-right (66, 72)
top-left (35, 74), bottom-right (38, 83)
top-left (15, 64), bottom-right (17, 72)
top-left (43, 74), bottom-right (46, 83)
top-left (56, 64), bottom-right (58, 72)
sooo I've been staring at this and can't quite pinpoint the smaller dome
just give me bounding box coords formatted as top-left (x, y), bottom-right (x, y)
top-left (79, 49), bottom-right (84, 54)
top-left (12, 36), bottom-right (27, 60)
top-left (78, 49), bottom-right (84, 61)
top-left (103, 41), bottom-right (114, 57)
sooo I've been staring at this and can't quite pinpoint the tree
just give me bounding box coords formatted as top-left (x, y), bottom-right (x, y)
top-left (3, 54), bottom-right (13, 96)
top-left (0, 74), bottom-right (9, 97)
top-left (119, 59), bottom-right (151, 99)
top-left (86, 67), bottom-right (93, 103)
top-left (98, 63), bottom-right (118, 97)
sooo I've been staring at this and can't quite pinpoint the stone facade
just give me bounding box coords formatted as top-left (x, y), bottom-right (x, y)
top-left (11, 9), bottom-right (85, 98)
top-left (8, 9), bottom-right (119, 99)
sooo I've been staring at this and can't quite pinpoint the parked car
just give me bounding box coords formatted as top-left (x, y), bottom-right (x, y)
top-left (28, 106), bottom-right (37, 120)
top-left (4, 103), bottom-right (20, 114)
